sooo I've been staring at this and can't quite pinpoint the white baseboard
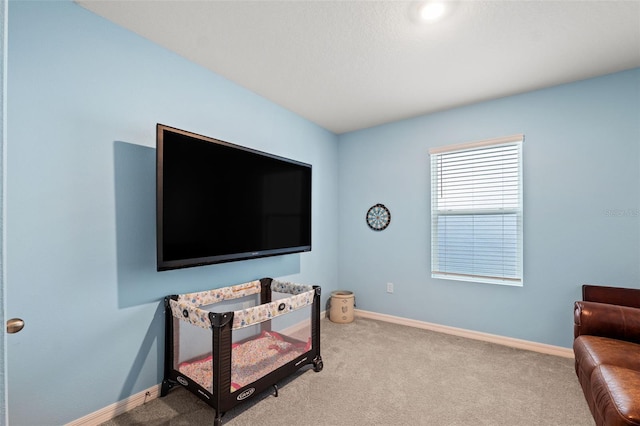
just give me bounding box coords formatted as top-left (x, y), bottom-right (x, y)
top-left (69, 309), bottom-right (569, 426)
top-left (355, 309), bottom-right (574, 359)
top-left (65, 384), bottom-right (160, 426)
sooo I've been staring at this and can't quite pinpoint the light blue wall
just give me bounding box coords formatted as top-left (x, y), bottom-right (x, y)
top-left (6, 1), bottom-right (338, 424)
top-left (1, 0), bottom-right (6, 422)
top-left (338, 68), bottom-right (640, 348)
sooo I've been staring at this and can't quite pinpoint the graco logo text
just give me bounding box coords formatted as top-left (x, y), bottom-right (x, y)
top-left (237, 388), bottom-right (255, 401)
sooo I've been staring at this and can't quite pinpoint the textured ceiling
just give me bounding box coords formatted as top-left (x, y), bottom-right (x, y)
top-left (78, 1), bottom-right (640, 134)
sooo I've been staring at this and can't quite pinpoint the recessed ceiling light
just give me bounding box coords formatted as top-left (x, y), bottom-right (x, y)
top-left (420, 2), bottom-right (446, 22)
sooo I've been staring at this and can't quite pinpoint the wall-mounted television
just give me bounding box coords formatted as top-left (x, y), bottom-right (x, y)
top-left (156, 124), bottom-right (312, 271)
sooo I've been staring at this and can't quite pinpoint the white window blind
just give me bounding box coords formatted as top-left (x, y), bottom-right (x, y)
top-left (430, 134), bottom-right (523, 286)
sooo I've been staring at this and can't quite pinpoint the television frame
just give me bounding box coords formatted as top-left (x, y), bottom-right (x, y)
top-left (156, 124), bottom-right (312, 271)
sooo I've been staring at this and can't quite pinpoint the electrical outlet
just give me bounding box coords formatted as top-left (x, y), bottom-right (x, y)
top-left (386, 282), bottom-right (394, 293)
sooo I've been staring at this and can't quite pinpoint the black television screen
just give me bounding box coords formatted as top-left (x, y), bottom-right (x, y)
top-left (156, 124), bottom-right (312, 271)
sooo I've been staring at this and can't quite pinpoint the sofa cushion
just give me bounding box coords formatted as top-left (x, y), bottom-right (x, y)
top-left (574, 336), bottom-right (640, 380)
top-left (573, 335), bottom-right (640, 418)
top-left (591, 364), bottom-right (640, 426)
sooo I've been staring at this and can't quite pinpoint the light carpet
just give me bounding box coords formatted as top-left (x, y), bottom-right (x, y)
top-left (101, 317), bottom-right (593, 426)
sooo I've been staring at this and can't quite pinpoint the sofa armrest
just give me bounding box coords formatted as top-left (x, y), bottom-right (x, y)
top-left (582, 284), bottom-right (640, 308)
top-left (574, 301), bottom-right (640, 344)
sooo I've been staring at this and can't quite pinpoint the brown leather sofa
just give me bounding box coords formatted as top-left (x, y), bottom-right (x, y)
top-left (573, 285), bottom-right (640, 426)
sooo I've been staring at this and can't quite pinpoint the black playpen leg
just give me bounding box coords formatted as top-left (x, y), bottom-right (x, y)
top-left (160, 379), bottom-right (174, 397)
top-left (214, 412), bottom-right (223, 426)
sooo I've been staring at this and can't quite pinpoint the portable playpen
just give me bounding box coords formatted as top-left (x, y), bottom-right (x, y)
top-left (160, 278), bottom-right (322, 425)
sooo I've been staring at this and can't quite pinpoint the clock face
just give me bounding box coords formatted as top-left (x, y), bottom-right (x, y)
top-left (366, 204), bottom-right (391, 231)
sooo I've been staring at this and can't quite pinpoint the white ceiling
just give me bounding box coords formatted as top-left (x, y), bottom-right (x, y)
top-left (78, 0), bottom-right (640, 134)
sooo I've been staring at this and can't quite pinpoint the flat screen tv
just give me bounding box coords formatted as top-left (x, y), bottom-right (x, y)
top-left (156, 124), bottom-right (312, 271)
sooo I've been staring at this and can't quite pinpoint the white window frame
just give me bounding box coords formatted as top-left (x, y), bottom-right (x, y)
top-left (429, 134), bottom-right (524, 286)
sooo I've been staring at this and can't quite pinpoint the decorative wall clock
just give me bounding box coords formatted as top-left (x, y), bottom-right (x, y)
top-left (366, 203), bottom-right (391, 231)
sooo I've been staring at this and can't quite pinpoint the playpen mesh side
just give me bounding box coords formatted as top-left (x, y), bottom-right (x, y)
top-left (168, 280), bottom-right (316, 394)
top-left (231, 289), bottom-right (314, 329)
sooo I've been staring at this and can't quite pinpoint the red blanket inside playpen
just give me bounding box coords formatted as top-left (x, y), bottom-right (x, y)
top-left (178, 330), bottom-right (311, 393)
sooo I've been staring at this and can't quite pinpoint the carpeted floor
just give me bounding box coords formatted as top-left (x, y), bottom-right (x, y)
top-left (101, 317), bottom-right (594, 426)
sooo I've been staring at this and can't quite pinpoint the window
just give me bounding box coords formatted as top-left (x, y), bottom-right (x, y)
top-left (430, 134), bottom-right (523, 286)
